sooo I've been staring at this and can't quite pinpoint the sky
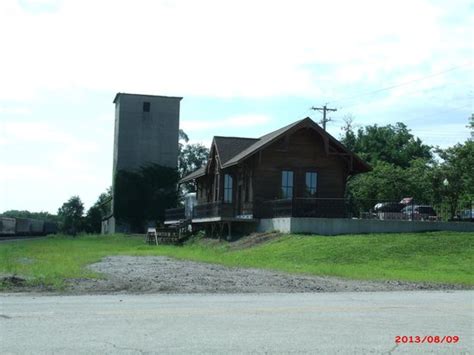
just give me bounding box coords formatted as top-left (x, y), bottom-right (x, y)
top-left (0, 0), bottom-right (472, 214)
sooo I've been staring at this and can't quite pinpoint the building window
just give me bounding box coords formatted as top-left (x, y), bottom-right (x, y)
top-left (305, 172), bottom-right (318, 196)
top-left (143, 102), bottom-right (151, 112)
top-left (224, 174), bottom-right (233, 203)
top-left (281, 170), bottom-right (293, 199)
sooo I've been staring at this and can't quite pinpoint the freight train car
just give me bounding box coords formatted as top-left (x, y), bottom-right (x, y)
top-left (0, 217), bottom-right (58, 237)
top-left (29, 219), bottom-right (45, 235)
top-left (15, 218), bottom-right (33, 236)
top-left (43, 221), bottom-right (58, 234)
top-left (0, 217), bottom-right (16, 236)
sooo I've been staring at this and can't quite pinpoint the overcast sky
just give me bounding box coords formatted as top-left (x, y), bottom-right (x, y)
top-left (0, 0), bottom-right (472, 214)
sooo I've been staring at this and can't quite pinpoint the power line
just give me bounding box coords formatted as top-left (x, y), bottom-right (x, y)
top-left (338, 83), bottom-right (453, 111)
top-left (338, 84), bottom-right (472, 110)
top-left (328, 62), bottom-right (472, 107)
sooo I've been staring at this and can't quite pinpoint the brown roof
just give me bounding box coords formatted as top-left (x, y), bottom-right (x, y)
top-left (213, 136), bottom-right (259, 165)
top-left (180, 117), bottom-right (371, 182)
top-left (179, 166), bottom-right (206, 183)
top-left (223, 119), bottom-right (305, 168)
top-left (179, 137), bottom-right (258, 183)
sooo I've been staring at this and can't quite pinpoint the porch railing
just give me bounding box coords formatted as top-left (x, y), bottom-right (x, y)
top-left (164, 198), bottom-right (473, 222)
top-left (192, 202), bottom-right (235, 219)
top-left (256, 198), bottom-right (350, 218)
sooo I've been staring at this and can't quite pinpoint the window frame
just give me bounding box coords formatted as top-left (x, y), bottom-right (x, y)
top-left (281, 170), bottom-right (294, 199)
top-left (223, 174), bottom-right (233, 203)
top-left (305, 171), bottom-right (318, 197)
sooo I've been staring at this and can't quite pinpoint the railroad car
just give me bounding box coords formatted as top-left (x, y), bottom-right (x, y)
top-left (0, 217), bottom-right (58, 237)
top-left (0, 217), bottom-right (16, 236)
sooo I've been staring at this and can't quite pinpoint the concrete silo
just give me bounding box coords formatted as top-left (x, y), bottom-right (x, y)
top-left (102, 93), bottom-right (182, 233)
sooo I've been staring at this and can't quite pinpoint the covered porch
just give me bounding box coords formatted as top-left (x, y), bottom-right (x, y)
top-left (164, 197), bottom-right (351, 224)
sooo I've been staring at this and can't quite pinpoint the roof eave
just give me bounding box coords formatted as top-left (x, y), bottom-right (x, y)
top-left (179, 167), bottom-right (206, 183)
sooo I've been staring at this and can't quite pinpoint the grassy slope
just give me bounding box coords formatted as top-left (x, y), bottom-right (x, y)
top-left (0, 235), bottom-right (141, 288)
top-left (0, 231), bottom-right (473, 290)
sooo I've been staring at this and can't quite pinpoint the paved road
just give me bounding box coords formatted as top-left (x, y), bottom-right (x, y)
top-left (1, 291), bottom-right (472, 354)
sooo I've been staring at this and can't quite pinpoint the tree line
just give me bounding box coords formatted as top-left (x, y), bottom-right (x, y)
top-left (342, 114), bottom-right (473, 218)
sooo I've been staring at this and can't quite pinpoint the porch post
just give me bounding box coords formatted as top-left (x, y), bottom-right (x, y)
top-left (227, 222), bottom-right (232, 241)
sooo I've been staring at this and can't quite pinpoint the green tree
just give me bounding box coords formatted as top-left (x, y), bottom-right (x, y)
top-left (341, 119), bottom-right (435, 204)
top-left (468, 113), bottom-right (473, 139)
top-left (341, 122), bottom-right (432, 168)
top-left (1, 210), bottom-right (59, 223)
top-left (177, 129), bottom-right (209, 193)
top-left (432, 141), bottom-right (474, 217)
top-left (178, 143), bottom-right (209, 193)
top-left (84, 188), bottom-right (112, 233)
top-left (347, 159), bottom-right (434, 201)
top-left (179, 129), bottom-right (189, 149)
top-left (405, 158), bottom-right (436, 203)
top-left (57, 196), bottom-right (84, 235)
top-left (340, 114), bottom-right (357, 151)
top-left (342, 116), bottom-right (473, 221)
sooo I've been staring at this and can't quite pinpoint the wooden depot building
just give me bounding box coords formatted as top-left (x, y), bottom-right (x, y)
top-left (165, 117), bottom-right (371, 236)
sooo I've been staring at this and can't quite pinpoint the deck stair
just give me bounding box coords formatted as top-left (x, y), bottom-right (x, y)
top-left (154, 219), bottom-right (191, 245)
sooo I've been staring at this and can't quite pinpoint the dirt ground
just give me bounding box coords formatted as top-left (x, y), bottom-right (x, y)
top-left (61, 255), bottom-right (468, 294)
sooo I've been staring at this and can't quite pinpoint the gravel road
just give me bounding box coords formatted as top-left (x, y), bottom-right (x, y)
top-left (64, 255), bottom-right (466, 294)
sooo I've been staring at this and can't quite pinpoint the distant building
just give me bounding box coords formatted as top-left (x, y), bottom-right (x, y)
top-left (102, 93), bottom-right (182, 234)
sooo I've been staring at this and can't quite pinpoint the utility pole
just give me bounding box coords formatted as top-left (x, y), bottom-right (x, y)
top-left (311, 105), bottom-right (337, 130)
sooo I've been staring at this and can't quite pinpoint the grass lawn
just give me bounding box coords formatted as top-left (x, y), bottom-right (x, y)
top-left (0, 231), bottom-right (473, 290)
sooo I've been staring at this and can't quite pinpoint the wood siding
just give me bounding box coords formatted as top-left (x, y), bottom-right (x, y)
top-left (252, 128), bottom-right (348, 202)
top-left (196, 127), bottom-right (350, 207)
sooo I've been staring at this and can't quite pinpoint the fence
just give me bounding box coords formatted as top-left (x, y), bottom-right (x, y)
top-left (433, 200), bottom-right (473, 222)
top-left (255, 198), bottom-right (473, 222)
top-left (164, 198), bottom-right (473, 222)
top-left (192, 202), bottom-right (235, 219)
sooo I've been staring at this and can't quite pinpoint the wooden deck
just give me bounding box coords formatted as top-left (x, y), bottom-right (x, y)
top-left (191, 216), bottom-right (257, 224)
top-left (163, 219), bottom-right (184, 225)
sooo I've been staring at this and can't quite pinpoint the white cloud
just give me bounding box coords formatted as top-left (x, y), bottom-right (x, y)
top-left (0, 106), bottom-right (31, 115)
top-left (0, 0), bottom-right (470, 101)
top-left (181, 114), bottom-right (271, 131)
top-left (2, 121), bottom-right (99, 152)
top-left (412, 123), bottom-right (471, 148)
top-left (0, 120), bottom-right (108, 212)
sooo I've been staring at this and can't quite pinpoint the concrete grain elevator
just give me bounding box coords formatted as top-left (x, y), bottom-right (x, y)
top-left (102, 93), bottom-right (182, 233)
